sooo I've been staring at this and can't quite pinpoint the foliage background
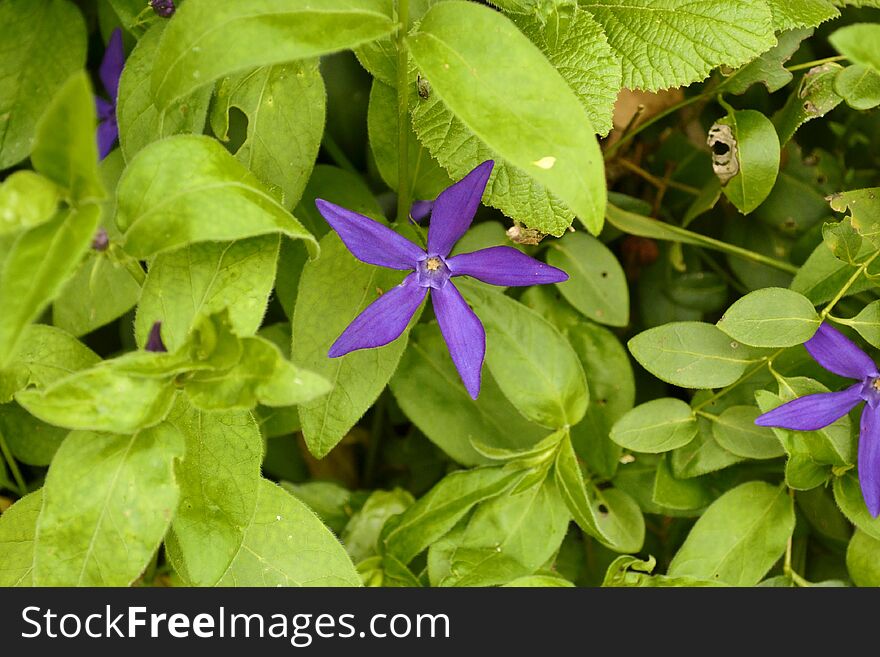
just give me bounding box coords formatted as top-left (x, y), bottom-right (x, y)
top-left (1, 0), bottom-right (879, 587)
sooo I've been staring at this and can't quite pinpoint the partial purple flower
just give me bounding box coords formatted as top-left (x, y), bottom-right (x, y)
top-left (96, 28), bottom-right (125, 160)
top-left (410, 200), bottom-right (434, 223)
top-left (755, 323), bottom-right (880, 516)
top-left (145, 321), bottom-right (167, 353)
top-left (315, 160), bottom-right (568, 399)
top-left (150, 0), bottom-right (176, 17)
top-left (91, 227), bottom-right (110, 252)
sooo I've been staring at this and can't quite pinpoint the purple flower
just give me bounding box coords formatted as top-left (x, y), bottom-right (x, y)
top-left (756, 323), bottom-right (880, 516)
top-left (145, 321), bottom-right (167, 353)
top-left (315, 161), bottom-right (568, 399)
top-left (150, 0), bottom-right (176, 17)
top-left (91, 227), bottom-right (110, 251)
top-left (96, 29), bottom-right (124, 160)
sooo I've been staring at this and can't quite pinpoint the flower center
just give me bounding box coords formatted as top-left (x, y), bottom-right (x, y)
top-left (860, 377), bottom-right (880, 408)
top-left (416, 255), bottom-right (451, 289)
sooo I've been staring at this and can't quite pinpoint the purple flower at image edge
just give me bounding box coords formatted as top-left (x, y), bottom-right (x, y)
top-left (755, 323), bottom-right (880, 517)
top-left (150, 0), bottom-right (176, 17)
top-left (96, 28), bottom-right (124, 160)
top-left (145, 321), bottom-right (167, 353)
top-left (314, 160), bottom-right (568, 400)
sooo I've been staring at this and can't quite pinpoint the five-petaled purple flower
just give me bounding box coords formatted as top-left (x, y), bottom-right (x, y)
top-left (756, 323), bottom-right (880, 517)
top-left (314, 161), bottom-right (568, 399)
top-left (96, 29), bottom-right (124, 160)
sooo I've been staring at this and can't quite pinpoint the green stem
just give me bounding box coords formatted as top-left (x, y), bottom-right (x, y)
top-left (821, 251), bottom-right (880, 319)
top-left (786, 55), bottom-right (846, 72)
top-left (0, 429), bottom-right (25, 495)
top-left (321, 133), bottom-right (358, 175)
top-left (395, 0), bottom-right (411, 224)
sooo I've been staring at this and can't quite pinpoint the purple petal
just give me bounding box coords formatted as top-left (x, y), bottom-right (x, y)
top-left (410, 200), bottom-right (434, 223)
top-left (447, 246), bottom-right (568, 287)
top-left (328, 273), bottom-right (427, 357)
top-left (95, 96), bottom-right (114, 122)
top-left (427, 161), bottom-right (494, 257)
top-left (315, 199), bottom-right (424, 270)
top-left (805, 323), bottom-right (878, 380)
top-left (145, 321), bottom-right (167, 353)
top-left (755, 383), bottom-right (862, 430)
top-left (432, 281), bottom-right (485, 399)
top-left (859, 404), bottom-right (880, 517)
top-left (100, 28), bottom-right (125, 102)
top-left (97, 117), bottom-right (119, 160)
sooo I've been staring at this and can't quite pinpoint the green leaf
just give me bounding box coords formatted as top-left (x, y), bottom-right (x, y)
top-left (774, 63), bottom-right (843, 145)
top-left (828, 188), bottom-right (880, 249)
top-left (829, 23), bottom-right (880, 70)
top-left (151, 0), bottom-right (396, 110)
top-left (0, 204), bottom-right (101, 367)
top-left (382, 465), bottom-right (522, 565)
top-left (834, 472), bottom-right (880, 541)
top-left (34, 423), bottom-right (184, 586)
top-left (438, 478), bottom-right (570, 587)
top-left (766, 0), bottom-right (838, 30)
top-left (721, 28), bottom-right (813, 95)
top-left (717, 287), bottom-right (819, 347)
top-left (134, 236), bottom-right (280, 351)
top-left (671, 408), bottom-right (745, 478)
top-left (603, 555), bottom-right (725, 587)
top-left (546, 231), bottom-right (629, 327)
top-left (460, 283), bottom-right (588, 428)
top-left (668, 482), bottom-right (795, 585)
top-left (216, 479), bottom-right (360, 586)
top-left (0, 0), bottom-right (87, 169)
top-left (594, 487), bottom-right (645, 554)
top-left (184, 335), bottom-right (331, 411)
top-left (514, 3), bottom-right (621, 137)
top-left (503, 574), bottom-right (574, 587)
top-left (711, 109), bottom-right (780, 215)
top-left (792, 240), bottom-right (878, 304)
top-left (628, 321), bottom-right (764, 388)
top-left (283, 481), bottom-right (355, 535)
top-left (843, 301), bottom-right (880, 348)
top-left (390, 322), bottom-right (545, 466)
top-left (554, 434), bottom-right (611, 544)
top-left (30, 71), bottom-right (104, 203)
top-left (0, 172), bottom-right (61, 235)
top-left (211, 60), bottom-right (326, 209)
top-left (652, 455), bottom-right (712, 511)
top-left (116, 136), bottom-right (317, 259)
top-left (343, 489), bottom-right (415, 565)
top-left (368, 80), bottom-right (451, 202)
top-left (610, 398), bottom-right (698, 453)
top-left (822, 217), bottom-right (864, 265)
top-left (117, 22), bottom-right (212, 162)
top-left (164, 404), bottom-right (262, 586)
top-left (0, 324), bottom-right (99, 402)
top-left (581, 0), bottom-right (775, 92)
top-left (52, 251), bottom-right (142, 337)
top-left (847, 530), bottom-right (880, 586)
top-left (293, 233), bottom-right (415, 458)
top-left (0, 490), bottom-right (42, 586)
top-left (711, 405), bottom-right (785, 459)
top-left (408, 1), bottom-right (606, 234)
top-left (0, 403), bottom-right (68, 467)
top-left (835, 65), bottom-right (880, 110)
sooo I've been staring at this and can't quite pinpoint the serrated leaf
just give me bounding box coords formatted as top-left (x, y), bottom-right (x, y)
top-left (668, 482), bottom-right (794, 585)
top-left (0, 0), bottom-right (87, 169)
top-left (116, 136), bottom-right (316, 259)
top-left (514, 3), bottom-right (621, 137)
top-left (408, 1), bottom-right (606, 234)
top-left (216, 479), bottom-right (360, 586)
top-left (33, 423), bottom-right (184, 586)
top-left (721, 28), bottom-right (813, 95)
top-left (766, 0), bottom-right (838, 30)
top-left (581, 0), bottom-right (775, 92)
top-left (774, 63), bottom-right (843, 145)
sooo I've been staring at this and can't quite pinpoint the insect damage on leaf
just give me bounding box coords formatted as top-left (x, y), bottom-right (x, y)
top-left (707, 123), bottom-right (739, 185)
